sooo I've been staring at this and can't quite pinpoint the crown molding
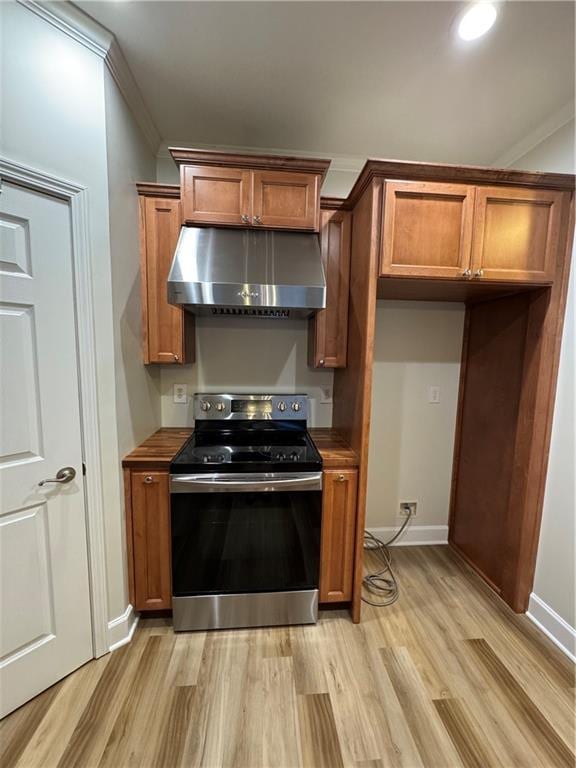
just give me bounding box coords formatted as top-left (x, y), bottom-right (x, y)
top-left (158, 140), bottom-right (364, 174)
top-left (492, 101), bottom-right (575, 169)
top-left (18, 1), bottom-right (161, 154)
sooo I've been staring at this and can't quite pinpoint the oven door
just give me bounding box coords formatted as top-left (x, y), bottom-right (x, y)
top-left (170, 472), bottom-right (322, 599)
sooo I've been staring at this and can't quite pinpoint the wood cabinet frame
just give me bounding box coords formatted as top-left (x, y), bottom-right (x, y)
top-left (333, 159), bottom-right (574, 623)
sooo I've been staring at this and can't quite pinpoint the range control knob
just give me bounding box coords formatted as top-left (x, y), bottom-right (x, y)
top-left (215, 402), bottom-right (225, 412)
top-left (291, 402), bottom-right (301, 412)
top-left (277, 401), bottom-right (287, 412)
top-left (200, 401), bottom-right (211, 412)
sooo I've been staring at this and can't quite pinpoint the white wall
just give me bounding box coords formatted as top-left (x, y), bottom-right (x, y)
top-left (103, 69), bottom-right (161, 619)
top-left (366, 302), bottom-right (465, 539)
top-left (509, 121), bottom-right (575, 653)
top-left (161, 317), bottom-right (334, 427)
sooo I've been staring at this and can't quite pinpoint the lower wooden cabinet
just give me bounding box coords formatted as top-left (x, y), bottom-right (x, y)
top-left (319, 469), bottom-right (358, 602)
top-left (124, 463), bottom-right (359, 613)
top-left (127, 470), bottom-right (172, 610)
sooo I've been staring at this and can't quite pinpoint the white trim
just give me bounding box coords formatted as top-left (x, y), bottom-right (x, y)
top-left (158, 140), bottom-right (365, 175)
top-left (17, 0), bottom-right (161, 154)
top-left (0, 157), bottom-right (110, 658)
top-left (367, 524), bottom-right (449, 546)
top-left (527, 593), bottom-right (576, 663)
top-left (492, 101), bottom-right (575, 169)
top-left (108, 605), bottom-right (139, 652)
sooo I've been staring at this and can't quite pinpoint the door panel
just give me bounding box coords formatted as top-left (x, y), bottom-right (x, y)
top-left (381, 181), bottom-right (475, 278)
top-left (142, 196), bottom-right (190, 364)
top-left (309, 209), bottom-right (351, 367)
top-left (252, 171), bottom-right (319, 230)
top-left (471, 186), bottom-right (564, 283)
top-left (320, 470), bottom-right (358, 602)
top-left (0, 182), bottom-right (92, 718)
top-left (181, 165), bottom-right (251, 226)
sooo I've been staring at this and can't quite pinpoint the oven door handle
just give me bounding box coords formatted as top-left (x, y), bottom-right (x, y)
top-left (170, 472), bottom-right (322, 493)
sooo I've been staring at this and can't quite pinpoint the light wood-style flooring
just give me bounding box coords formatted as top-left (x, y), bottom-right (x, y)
top-left (1, 546), bottom-right (574, 768)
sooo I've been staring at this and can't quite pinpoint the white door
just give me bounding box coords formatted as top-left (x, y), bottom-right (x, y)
top-left (0, 180), bottom-right (93, 717)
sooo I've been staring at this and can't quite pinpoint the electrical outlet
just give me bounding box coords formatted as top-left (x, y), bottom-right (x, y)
top-left (428, 385), bottom-right (441, 404)
top-left (173, 384), bottom-right (188, 404)
top-left (400, 501), bottom-right (417, 517)
top-left (319, 385), bottom-right (333, 404)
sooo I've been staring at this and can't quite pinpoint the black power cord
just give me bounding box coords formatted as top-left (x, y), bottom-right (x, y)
top-left (362, 509), bottom-right (413, 606)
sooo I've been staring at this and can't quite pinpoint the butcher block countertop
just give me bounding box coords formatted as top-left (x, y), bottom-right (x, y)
top-left (122, 427), bottom-right (358, 470)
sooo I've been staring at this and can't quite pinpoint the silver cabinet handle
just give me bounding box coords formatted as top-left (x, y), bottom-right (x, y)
top-left (144, 475), bottom-right (154, 484)
top-left (337, 473), bottom-right (346, 482)
top-left (253, 215), bottom-right (262, 225)
top-left (173, 353), bottom-right (179, 362)
top-left (39, 466), bottom-right (76, 486)
top-left (462, 268), bottom-right (472, 277)
top-left (241, 214), bottom-right (250, 224)
top-left (319, 359), bottom-right (325, 366)
top-left (475, 268), bottom-right (484, 277)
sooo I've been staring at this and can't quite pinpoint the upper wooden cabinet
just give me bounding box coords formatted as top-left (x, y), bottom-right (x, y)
top-left (170, 147), bottom-right (330, 232)
top-left (138, 186), bottom-right (194, 364)
top-left (471, 186), bottom-right (564, 283)
top-left (181, 166), bottom-right (251, 227)
top-left (380, 180), bottom-right (566, 285)
top-left (381, 181), bottom-right (475, 279)
top-left (309, 205), bottom-right (351, 368)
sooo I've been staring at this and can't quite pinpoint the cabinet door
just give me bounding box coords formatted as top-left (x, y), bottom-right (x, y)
top-left (309, 210), bottom-right (351, 368)
top-left (471, 186), bottom-right (564, 283)
top-left (142, 196), bottom-right (193, 364)
top-left (131, 471), bottom-right (171, 611)
top-left (381, 181), bottom-right (475, 278)
top-left (252, 171), bottom-right (320, 230)
top-left (181, 165), bottom-right (251, 226)
top-left (320, 469), bottom-right (358, 602)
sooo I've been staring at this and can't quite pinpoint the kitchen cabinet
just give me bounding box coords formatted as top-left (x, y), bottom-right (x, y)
top-left (138, 189), bottom-right (195, 364)
top-left (380, 180), bottom-right (564, 284)
top-left (471, 186), bottom-right (564, 283)
top-left (320, 469), bottom-right (358, 602)
top-left (381, 181), bottom-right (475, 279)
top-left (129, 471), bottom-right (172, 611)
top-left (309, 206), bottom-right (352, 368)
top-left (180, 166), bottom-right (252, 227)
top-left (170, 148), bottom-right (330, 232)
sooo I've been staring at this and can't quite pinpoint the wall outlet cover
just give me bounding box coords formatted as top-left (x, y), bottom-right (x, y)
top-left (428, 386), bottom-right (441, 404)
top-left (400, 501), bottom-right (418, 517)
top-left (319, 386), bottom-right (333, 404)
top-left (173, 384), bottom-right (188, 404)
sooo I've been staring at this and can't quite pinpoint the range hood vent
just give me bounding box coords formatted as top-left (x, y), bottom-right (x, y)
top-left (167, 226), bottom-right (326, 318)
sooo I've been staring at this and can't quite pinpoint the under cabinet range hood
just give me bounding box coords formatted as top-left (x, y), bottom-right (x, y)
top-left (167, 227), bottom-right (326, 318)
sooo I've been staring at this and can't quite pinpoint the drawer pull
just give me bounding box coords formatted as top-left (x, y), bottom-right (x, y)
top-left (337, 473), bottom-right (346, 482)
top-left (144, 475), bottom-right (154, 484)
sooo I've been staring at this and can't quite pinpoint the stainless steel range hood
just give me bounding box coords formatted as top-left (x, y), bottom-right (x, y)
top-left (167, 227), bottom-right (326, 318)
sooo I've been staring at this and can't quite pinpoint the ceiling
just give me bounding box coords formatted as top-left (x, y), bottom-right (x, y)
top-left (77, 1), bottom-right (575, 166)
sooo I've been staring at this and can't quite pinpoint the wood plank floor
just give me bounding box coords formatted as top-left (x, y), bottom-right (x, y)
top-left (1, 546), bottom-right (574, 768)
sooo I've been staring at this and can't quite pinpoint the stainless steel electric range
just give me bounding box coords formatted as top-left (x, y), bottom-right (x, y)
top-left (170, 394), bottom-right (322, 632)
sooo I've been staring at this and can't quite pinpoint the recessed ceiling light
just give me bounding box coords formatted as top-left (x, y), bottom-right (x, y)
top-left (457, 2), bottom-right (498, 41)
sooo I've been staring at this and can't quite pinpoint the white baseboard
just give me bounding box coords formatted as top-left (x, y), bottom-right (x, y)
top-left (366, 524), bottom-right (448, 546)
top-left (107, 604), bottom-right (139, 652)
top-left (527, 593), bottom-right (576, 663)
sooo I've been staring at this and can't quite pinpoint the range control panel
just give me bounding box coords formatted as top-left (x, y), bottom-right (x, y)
top-left (193, 394), bottom-right (309, 421)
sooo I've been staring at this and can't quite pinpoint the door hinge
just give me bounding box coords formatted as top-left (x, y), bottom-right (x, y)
top-left (82, 462), bottom-right (87, 476)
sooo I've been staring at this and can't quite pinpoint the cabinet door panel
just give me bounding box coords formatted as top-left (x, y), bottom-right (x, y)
top-left (252, 171), bottom-right (319, 230)
top-left (131, 472), bottom-right (171, 611)
top-left (381, 181), bottom-right (475, 278)
top-left (142, 197), bottom-right (191, 364)
top-left (471, 187), bottom-right (564, 283)
top-left (309, 210), bottom-right (351, 368)
top-left (320, 469), bottom-right (358, 602)
top-left (181, 165), bottom-right (251, 226)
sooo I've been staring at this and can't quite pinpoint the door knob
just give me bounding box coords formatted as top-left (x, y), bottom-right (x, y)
top-left (462, 268), bottom-right (472, 277)
top-left (39, 466), bottom-right (76, 486)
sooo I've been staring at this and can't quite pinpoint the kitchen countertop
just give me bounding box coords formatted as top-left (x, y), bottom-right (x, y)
top-left (122, 427), bottom-right (358, 470)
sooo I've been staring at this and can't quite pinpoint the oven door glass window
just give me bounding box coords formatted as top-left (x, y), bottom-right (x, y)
top-left (171, 490), bottom-right (321, 596)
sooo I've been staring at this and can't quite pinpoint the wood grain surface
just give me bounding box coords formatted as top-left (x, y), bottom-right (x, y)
top-left (122, 427), bottom-right (358, 469)
top-left (3, 546), bottom-right (573, 768)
